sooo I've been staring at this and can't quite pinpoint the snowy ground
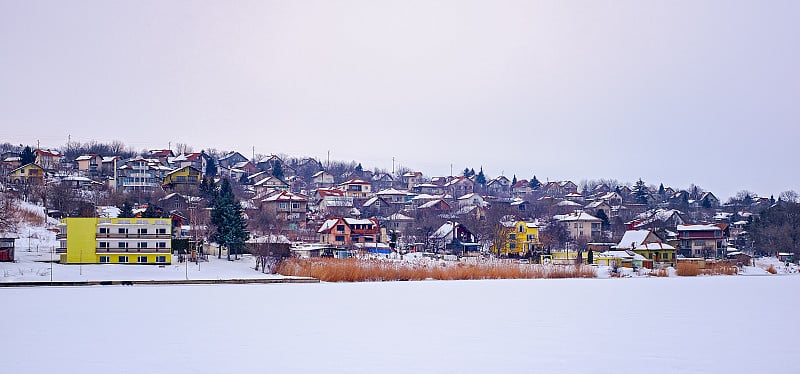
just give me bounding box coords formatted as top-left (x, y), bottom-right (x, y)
top-left (1, 211), bottom-right (279, 282)
top-left (2, 276), bottom-right (799, 374)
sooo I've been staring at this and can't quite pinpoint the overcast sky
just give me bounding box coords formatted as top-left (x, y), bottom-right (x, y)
top-left (1, 0), bottom-right (798, 199)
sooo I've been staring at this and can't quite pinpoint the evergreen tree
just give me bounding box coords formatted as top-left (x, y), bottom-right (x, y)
top-left (20, 146), bottom-right (35, 165)
top-left (205, 158), bottom-right (217, 177)
top-left (118, 201), bottom-right (134, 218)
top-left (658, 183), bottom-right (665, 196)
top-left (142, 204), bottom-right (161, 218)
top-left (199, 177), bottom-right (217, 199)
top-left (355, 163), bottom-right (363, 176)
top-left (272, 161), bottom-right (284, 180)
top-left (595, 209), bottom-right (610, 231)
top-left (632, 178), bottom-right (649, 204)
top-left (512, 175), bottom-right (517, 186)
top-left (469, 168), bottom-right (476, 177)
top-left (210, 179), bottom-right (249, 260)
top-left (463, 167), bottom-right (471, 177)
top-left (530, 175), bottom-right (541, 190)
top-left (475, 168), bottom-right (486, 186)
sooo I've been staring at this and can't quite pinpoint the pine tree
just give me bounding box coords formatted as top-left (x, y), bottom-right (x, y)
top-left (475, 168), bottom-right (486, 186)
top-left (142, 204), bottom-right (161, 218)
top-left (118, 201), bottom-right (134, 218)
top-left (272, 161), bottom-right (284, 180)
top-left (20, 146), bottom-right (35, 165)
top-left (658, 183), bottom-right (665, 196)
top-left (469, 168), bottom-right (476, 177)
top-left (633, 178), bottom-right (649, 204)
top-left (463, 167), bottom-right (471, 177)
top-left (530, 175), bottom-right (541, 190)
top-left (512, 175), bottom-right (517, 186)
top-left (595, 209), bottom-right (610, 231)
top-left (205, 158), bottom-right (217, 177)
top-left (210, 179), bottom-right (250, 260)
top-left (355, 163), bottom-right (363, 176)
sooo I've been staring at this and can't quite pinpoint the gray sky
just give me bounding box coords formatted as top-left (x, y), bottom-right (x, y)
top-left (1, 0), bottom-right (798, 199)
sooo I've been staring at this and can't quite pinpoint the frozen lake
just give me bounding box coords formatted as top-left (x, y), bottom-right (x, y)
top-left (3, 276), bottom-right (798, 374)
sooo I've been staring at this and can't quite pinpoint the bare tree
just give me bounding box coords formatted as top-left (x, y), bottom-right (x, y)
top-left (779, 190), bottom-right (799, 203)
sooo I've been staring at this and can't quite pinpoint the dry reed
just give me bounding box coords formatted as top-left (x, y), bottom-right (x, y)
top-left (677, 260), bottom-right (738, 276)
top-left (276, 258), bottom-right (597, 282)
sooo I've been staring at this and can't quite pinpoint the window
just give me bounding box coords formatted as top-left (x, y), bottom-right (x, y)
top-left (156, 256), bottom-right (167, 263)
top-left (99, 256), bottom-right (110, 263)
top-left (336, 225), bottom-right (345, 232)
top-left (335, 235), bottom-right (345, 242)
top-left (137, 256), bottom-right (148, 263)
top-left (138, 228), bottom-right (148, 235)
top-left (156, 228), bottom-right (167, 235)
top-left (157, 242), bottom-right (167, 248)
top-left (527, 235), bottom-right (536, 241)
top-left (279, 203), bottom-right (288, 209)
top-left (99, 227), bottom-right (109, 234)
top-left (118, 256), bottom-right (129, 263)
top-left (118, 228), bottom-right (128, 234)
top-left (292, 203), bottom-right (300, 209)
top-left (138, 242), bottom-right (148, 248)
top-left (509, 234), bottom-right (517, 240)
top-left (510, 243), bottom-right (516, 249)
top-left (99, 242), bottom-right (108, 248)
top-left (519, 225), bottom-right (524, 233)
top-left (118, 242), bottom-right (128, 248)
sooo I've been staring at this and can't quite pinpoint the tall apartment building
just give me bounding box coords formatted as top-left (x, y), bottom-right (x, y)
top-left (57, 217), bottom-right (172, 264)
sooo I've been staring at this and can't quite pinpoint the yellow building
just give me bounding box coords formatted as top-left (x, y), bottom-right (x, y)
top-left (162, 166), bottom-right (201, 190)
top-left (58, 217), bottom-right (172, 264)
top-left (8, 163), bottom-right (45, 185)
top-left (492, 221), bottom-right (542, 257)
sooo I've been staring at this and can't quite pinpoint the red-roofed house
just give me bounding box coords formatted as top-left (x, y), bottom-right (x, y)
top-left (34, 149), bottom-right (62, 171)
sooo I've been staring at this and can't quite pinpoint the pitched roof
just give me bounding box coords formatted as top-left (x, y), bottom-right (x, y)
top-left (554, 211), bottom-right (601, 222)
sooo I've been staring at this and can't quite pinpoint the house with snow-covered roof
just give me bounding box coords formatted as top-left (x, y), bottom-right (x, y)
top-left (401, 171), bottom-right (423, 190)
top-left (615, 229), bottom-right (676, 266)
top-left (260, 191), bottom-right (308, 227)
top-left (677, 224), bottom-right (729, 258)
top-left (444, 176), bottom-right (474, 198)
top-left (312, 170), bottom-right (335, 188)
top-left (34, 149), bottom-right (62, 171)
top-left (317, 217), bottom-right (381, 248)
top-left (492, 220), bottom-right (542, 258)
top-left (75, 154), bottom-right (102, 177)
top-left (486, 176), bottom-right (511, 197)
top-left (162, 166), bottom-right (201, 191)
top-left (217, 151), bottom-right (248, 169)
top-left (554, 210), bottom-right (602, 241)
top-left (7, 163), bottom-right (45, 185)
top-left (429, 221), bottom-right (478, 255)
top-left (337, 178), bottom-right (372, 199)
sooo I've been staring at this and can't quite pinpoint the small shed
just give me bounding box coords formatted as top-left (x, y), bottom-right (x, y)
top-left (777, 253), bottom-right (795, 264)
top-left (0, 236), bottom-right (17, 262)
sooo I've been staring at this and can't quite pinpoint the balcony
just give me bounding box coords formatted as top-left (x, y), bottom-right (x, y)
top-left (96, 247), bottom-right (171, 253)
top-left (97, 233), bottom-right (171, 239)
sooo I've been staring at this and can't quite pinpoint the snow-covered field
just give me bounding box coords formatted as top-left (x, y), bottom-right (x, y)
top-left (2, 276), bottom-right (799, 374)
top-left (1, 210), bottom-right (279, 282)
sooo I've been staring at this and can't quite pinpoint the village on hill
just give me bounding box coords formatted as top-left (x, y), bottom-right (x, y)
top-left (1, 140), bottom-right (798, 274)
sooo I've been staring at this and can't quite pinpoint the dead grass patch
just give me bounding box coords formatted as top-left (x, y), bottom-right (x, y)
top-left (652, 268), bottom-right (669, 277)
top-left (766, 264), bottom-right (777, 274)
top-left (276, 258), bottom-right (597, 282)
top-left (677, 261), bottom-right (738, 276)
